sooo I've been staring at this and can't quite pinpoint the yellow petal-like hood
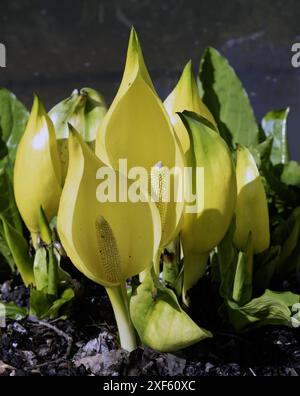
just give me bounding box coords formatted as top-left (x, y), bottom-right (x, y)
top-left (178, 111), bottom-right (237, 298)
top-left (164, 60), bottom-right (217, 154)
top-left (234, 144), bottom-right (270, 253)
top-left (14, 95), bottom-right (62, 236)
top-left (96, 28), bottom-right (184, 248)
top-left (57, 127), bottom-right (161, 287)
top-left (180, 111), bottom-right (237, 253)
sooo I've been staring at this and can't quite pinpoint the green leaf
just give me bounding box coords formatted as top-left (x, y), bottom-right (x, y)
top-left (280, 161), bottom-right (300, 187)
top-left (232, 233), bottom-right (253, 306)
top-left (0, 237), bottom-right (15, 272)
top-left (199, 47), bottom-right (259, 149)
top-left (30, 287), bottom-right (74, 319)
top-left (29, 289), bottom-right (54, 318)
top-left (0, 162), bottom-right (23, 232)
top-left (0, 215), bottom-right (34, 286)
top-left (0, 301), bottom-right (28, 321)
top-left (0, 129), bottom-right (8, 159)
top-left (46, 288), bottom-right (74, 319)
top-left (250, 136), bottom-right (273, 168)
top-left (47, 246), bottom-right (58, 297)
top-left (130, 275), bottom-right (211, 352)
top-left (224, 289), bottom-right (300, 332)
top-left (254, 144), bottom-right (299, 210)
top-left (261, 108), bottom-right (290, 165)
top-left (33, 247), bottom-right (48, 291)
top-left (0, 88), bottom-right (29, 164)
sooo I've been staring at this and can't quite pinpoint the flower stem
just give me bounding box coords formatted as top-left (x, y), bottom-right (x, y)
top-left (106, 282), bottom-right (137, 352)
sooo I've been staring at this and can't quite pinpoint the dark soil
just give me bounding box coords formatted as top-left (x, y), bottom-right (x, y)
top-left (1, 270), bottom-right (300, 377)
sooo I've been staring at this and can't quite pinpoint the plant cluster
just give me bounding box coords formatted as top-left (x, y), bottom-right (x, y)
top-left (0, 28), bottom-right (300, 352)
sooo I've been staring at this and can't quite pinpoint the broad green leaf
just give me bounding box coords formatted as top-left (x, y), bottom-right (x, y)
top-left (254, 144), bottom-right (299, 210)
top-left (30, 289), bottom-right (53, 318)
top-left (280, 161), bottom-right (300, 187)
top-left (33, 247), bottom-right (48, 291)
top-left (225, 289), bottom-right (300, 332)
top-left (0, 301), bottom-right (28, 320)
top-left (0, 162), bottom-right (23, 232)
top-left (250, 136), bottom-right (273, 168)
top-left (0, 232), bottom-right (15, 271)
top-left (130, 275), bottom-right (211, 352)
top-left (0, 88), bottom-right (29, 164)
top-left (30, 287), bottom-right (74, 319)
top-left (0, 129), bottom-right (7, 159)
top-left (0, 215), bottom-right (34, 286)
top-left (46, 288), bottom-right (74, 319)
top-left (261, 108), bottom-right (290, 165)
top-left (232, 233), bottom-right (253, 306)
top-left (199, 47), bottom-right (259, 149)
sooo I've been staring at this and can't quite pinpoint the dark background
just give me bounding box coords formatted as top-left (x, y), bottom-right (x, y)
top-left (0, 0), bottom-right (299, 160)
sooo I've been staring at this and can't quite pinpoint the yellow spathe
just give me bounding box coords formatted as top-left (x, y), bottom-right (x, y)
top-left (57, 127), bottom-right (162, 287)
top-left (14, 95), bottom-right (62, 237)
top-left (234, 144), bottom-right (270, 253)
top-left (164, 60), bottom-right (216, 154)
top-left (96, 28), bottom-right (184, 248)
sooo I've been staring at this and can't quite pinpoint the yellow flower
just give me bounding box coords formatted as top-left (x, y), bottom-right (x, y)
top-left (164, 60), bottom-right (216, 154)
top-left (58, 127), bottom-right (161, 286)
top-left (14, 95), bottom-right (62, 243)
top-left (95, 28), bottom-right (184, 250)
top-left (234, 144), bottom-right (270, 253)
top-left (57, 126), bottom-right (161, 351)
top-left (179, 111), bottom-right (237, 304)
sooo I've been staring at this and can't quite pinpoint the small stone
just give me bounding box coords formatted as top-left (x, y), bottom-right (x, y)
top-left (12, 322), bottom-right (27, 335)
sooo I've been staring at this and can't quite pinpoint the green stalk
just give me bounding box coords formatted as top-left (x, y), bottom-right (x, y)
top-left (182, 251), bottom-right (209, 306)
top-left (47, 246), bottom-right (58, 297)
top-left (106, 282), bottom-right (137, 352)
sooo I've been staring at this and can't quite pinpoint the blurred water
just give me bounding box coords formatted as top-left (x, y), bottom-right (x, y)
top-left (0, 0), bottom-right (299, 160)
